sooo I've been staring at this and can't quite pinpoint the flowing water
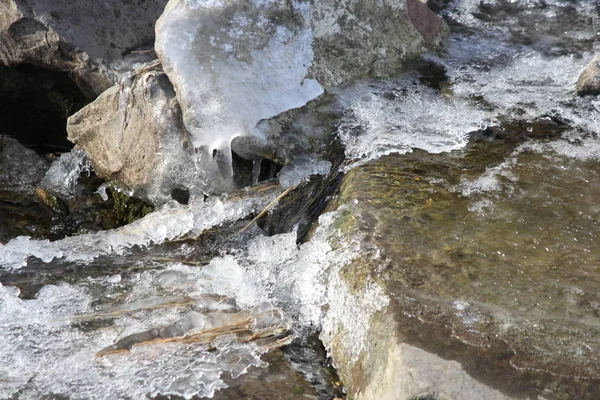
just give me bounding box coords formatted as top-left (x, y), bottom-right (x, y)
top-left (1, 1), bottom-right (599, 399)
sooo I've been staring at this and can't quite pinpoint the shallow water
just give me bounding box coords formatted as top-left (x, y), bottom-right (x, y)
top-left (1, 0), bottom-right (600, 398)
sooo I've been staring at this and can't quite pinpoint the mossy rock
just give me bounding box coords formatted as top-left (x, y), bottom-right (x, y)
top-left (109, 188), bottom-right (154, 226)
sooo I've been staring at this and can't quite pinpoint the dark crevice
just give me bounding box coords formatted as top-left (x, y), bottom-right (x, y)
top-left (170, 187), bottom-right (190, 205)
top-left (0, 64), bottom-right (91, 152)
top-left (259, 158), bottom-right (283, 182)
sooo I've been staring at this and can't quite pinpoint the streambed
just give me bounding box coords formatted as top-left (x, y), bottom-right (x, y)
top-left (1, 0), bottom-right (599, 399)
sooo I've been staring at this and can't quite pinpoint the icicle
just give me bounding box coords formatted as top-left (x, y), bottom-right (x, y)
top-left (252, 159), bottom-right (262, 185)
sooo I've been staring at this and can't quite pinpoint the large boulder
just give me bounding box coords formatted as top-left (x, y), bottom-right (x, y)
top-left (0, 0), bottom-right (169, 96)
top-left (576, 54), bottom-right (600, 96)
top-left (155, 0), bottom-right (447, 153)
top-left (67, 64), bottom-right (207, 205)
top-left (319, 139), bottom-right (600, 399)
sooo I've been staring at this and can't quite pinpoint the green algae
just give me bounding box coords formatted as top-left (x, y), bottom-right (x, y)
top-left (109, 187), bottom-right (154, 225)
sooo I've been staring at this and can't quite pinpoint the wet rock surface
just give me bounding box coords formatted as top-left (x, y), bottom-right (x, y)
top-left (322, 136), bottom-right (600, 399)
top-left (0, 135), bottom-right (49, 190)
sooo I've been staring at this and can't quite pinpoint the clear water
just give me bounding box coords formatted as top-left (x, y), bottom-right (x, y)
top-left (1, 0), bottom-right (600, 398)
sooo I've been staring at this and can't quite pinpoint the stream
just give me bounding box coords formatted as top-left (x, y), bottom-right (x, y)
top-left (1, 0), bottom-right (599, 399)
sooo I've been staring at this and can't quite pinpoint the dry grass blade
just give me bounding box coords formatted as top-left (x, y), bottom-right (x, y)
top-left (237, 185), bottom-right (296, 235)
top-left (70, 296), bottom-right (194, 321)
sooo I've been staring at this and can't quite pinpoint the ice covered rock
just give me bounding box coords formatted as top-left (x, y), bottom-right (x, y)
top-left (0, 0), bottom-right (169, 96)
top-left (155, 0), bottom-right (324, 152)
top-left (39, 149), bottom-right (90, 199)
top-left (576, 54), bottom-right (600, 96)
top-left (67, 65), bottom-right (221, 205)
top-left (277, 156), bottom-right (331, 189)
top-left (155, 0), bottom-right (446, 154)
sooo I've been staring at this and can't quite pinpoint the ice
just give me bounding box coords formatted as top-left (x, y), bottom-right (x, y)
top-left (0, 193), bottom-right (387, 398)
top-left (333, 0), bottom-right (598, 167)
top-left (335, 80), bottom-right (488, 164)
top-left (451, 53), bottom-right (599, 134)
top-left (0, 236), bottom-right (63, 270)
top-left (156, 0), bottom-right (323, 150)
top-left (0, 266), bottom-right (283, 400)
top-left (320, 270), bottom-right (389, 362)
top-left (39, 149), bottom-right (90, 198)
top-left (277, 156), bottom-right (332, 188)
top-left (0, 185), bottom-right (282, 270)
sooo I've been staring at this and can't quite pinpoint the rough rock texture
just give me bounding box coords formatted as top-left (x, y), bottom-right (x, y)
top-left (67, 64), bottom-right (199, 205)
top-left (155, 0), bottom-right (447, 151)
top-left (311, 0), bottom-right (447, 86)
top-left (0, 135), bottom-right (48, 191)
top-left (0, 0), bottom-right (168, 96)
top-left (576, 54), bottom-right (600, 96)
top-left (320, 139), bottom-right (600, 399)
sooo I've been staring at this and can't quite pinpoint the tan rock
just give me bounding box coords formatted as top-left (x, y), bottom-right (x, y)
top-left (576, 54), bottom-right (600, 96)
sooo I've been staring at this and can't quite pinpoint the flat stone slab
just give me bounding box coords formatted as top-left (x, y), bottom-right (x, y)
top-left (321, 138), bottom-right (600, 399)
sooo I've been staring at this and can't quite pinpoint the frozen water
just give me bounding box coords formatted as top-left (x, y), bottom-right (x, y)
top-left (0, 236), bottom-right (63, 270)
top-left (156, 0), bottom-right (323, 149)
top-left (0, 185), bottom-right (282, 270)
top-left (277, 156), bottom-right (332, 188)
top-left (336, 80), bottom-right (488, 163)
top-left (0, 267), bottom-right (281, 400)
top-left (0, 206), bottom-right (384, 399)
top-left (335, 0), bottom-right (599, 166)
top-left (40, 149), bottom-right (90, 198)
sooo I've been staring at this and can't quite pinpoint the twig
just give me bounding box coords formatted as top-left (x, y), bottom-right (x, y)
top-left (237, 185), bottom-right (296, 234)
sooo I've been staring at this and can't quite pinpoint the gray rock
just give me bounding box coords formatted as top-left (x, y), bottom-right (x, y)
top-left (311, 0), bottom-right (447, 86)
top-left (67, 64), bottom-right (205, 205)
top-left (576, 54), bottom-right (600, 96)
top-left (0, 0), bottom-right (168, 96)
top-left (0, 134), bottom-right (49, 191)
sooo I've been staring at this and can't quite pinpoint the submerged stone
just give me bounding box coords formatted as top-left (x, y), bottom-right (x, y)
top-left (321, 140), bottom-right (600, 399)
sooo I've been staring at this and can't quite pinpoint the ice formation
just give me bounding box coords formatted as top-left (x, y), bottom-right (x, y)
top-left (40, 149), bottom-right (90, 198)
top-left (0, 270), bottom-right (281, 399)
top-left (335, 0), bottom-right (599, 165)
top-left (155, 0), bottom-right (323, 150)
top-left (277, 156), bottom-right (332, 189)
top-left (0, 184), bottom-right (282, 270)
top-left (336, 80), bottom-right (487, 163)
top-left (0, 205), bottom-right (387, 399)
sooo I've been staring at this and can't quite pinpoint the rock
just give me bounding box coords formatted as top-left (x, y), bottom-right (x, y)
top-left (214, 349), bottom-right (321, 400)
top-left (576, 54), bottom-right (600, 96)
top-left (319, 142), bottom-right (600, 399)
top-left (67, 63), bottom-right (208, 205)
top-left (0, 135), bottom-right (49, 191)
top-left (0, 0), bottom-right (169, 96)
top-left (311, 0), bottom-right (447, 86)
top-left (155, 0), bottom-right (447, 153)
